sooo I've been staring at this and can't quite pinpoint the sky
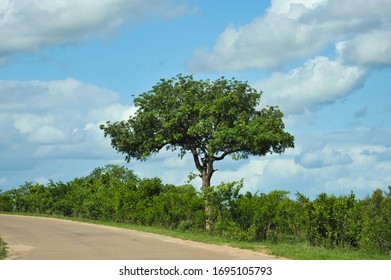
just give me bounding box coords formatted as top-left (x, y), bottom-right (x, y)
top-left (1, 0), bottom-right (390, 199)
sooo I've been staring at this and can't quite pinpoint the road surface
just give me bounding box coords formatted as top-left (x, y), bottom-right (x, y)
top-left (0, 214), bottom-right (285, 260)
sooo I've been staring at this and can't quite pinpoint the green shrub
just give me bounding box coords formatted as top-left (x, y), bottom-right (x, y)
top-left (1, 164), bottom-right (390, 256)
top-left (301, 192), bottom-right (360, 248)
top-left (0, 237), bottom-right (6, 259)
top-left (359, 188), bottom-right (391, 254)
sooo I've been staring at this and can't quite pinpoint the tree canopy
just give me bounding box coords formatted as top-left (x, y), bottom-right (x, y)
top-left (100, 75), bottom-right (294, 188)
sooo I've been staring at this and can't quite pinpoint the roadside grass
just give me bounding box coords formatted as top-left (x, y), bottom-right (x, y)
top-left (258, 241), bottom-right (391, 260)
top-left (0, 237), bottom-right (6, 260)
top-left (1, 212), bottom-right (390, 260)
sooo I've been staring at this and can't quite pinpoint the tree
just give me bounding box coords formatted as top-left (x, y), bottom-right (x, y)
top-left (359, 188), bottom-right (391, 253)
top-left (100, 75), bottom-right (294, 189)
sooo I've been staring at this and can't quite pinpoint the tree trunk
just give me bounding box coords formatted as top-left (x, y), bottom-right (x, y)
top-left (191, 148), bottom-right (215, 231)
top-left (201, 159), bottom-right (214, 231)
top-left (201, 171), bottom-right (212, 231)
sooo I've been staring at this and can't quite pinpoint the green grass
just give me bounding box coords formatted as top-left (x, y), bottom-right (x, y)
top-left (1, 212), bottom-right (390, 260)
top-left (258, 241), bottom-right (391, 260)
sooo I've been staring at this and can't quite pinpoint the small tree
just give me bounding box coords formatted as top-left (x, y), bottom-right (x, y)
top-left (100, 75), bottom-right (294, 227)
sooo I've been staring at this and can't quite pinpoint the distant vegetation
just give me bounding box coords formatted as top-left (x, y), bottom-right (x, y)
top-left (0, 164), bottom-right (390, 256)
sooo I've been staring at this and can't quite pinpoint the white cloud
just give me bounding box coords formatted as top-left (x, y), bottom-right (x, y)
top-left (211, 128), bottom-right (391, 198)
top-left (0, 0), bottom-right (192, 61)
top-left (214, 158), bottom-right (267, 188)
top-left (163, 153), bottom-right (189, 169)
top-left (12, 113), bottom-right (54, 134)
top-left (0, 78), bottom-right (135, 171)
top-left (28, 125), bottom-right (68, 144)
top-left (188, 16), bottom-right (327, 71)
top-left (337, 30), bottom-right (391, 67)
top-left (187, 0), bottom-right (391, 71)
top-left (268, 0), bottom-right (327, 16)
top-left (294, 146), bottom-right (353, 169)
top-left (254, 56), bottom-right (366, 115)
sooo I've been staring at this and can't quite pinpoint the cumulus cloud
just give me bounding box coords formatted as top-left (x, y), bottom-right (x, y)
top-left (297, 136), bottom-right (391, 197)
top-left (187, 0), bottom-right (391, 71)
top-left (360, 149), bottom-right (391, 163)
top-left (294, 146), bottom-right (353, 169)
top-left (254, 56), bottom-right (366, 115)
top-left (0, 78), bottom-right (135, 171)
top-left (0, 0), bottom-right (192, 62)
top-left (337, 30), bottom-right (391, 67)
top-left (211, 127), bottom-right (391, 198)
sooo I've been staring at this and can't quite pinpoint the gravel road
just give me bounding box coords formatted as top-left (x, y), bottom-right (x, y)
top-left (0, 214), bottom-right (285, 260)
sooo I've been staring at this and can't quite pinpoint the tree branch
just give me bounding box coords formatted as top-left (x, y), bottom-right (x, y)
top-left (191, 147), bottom-right (203, 172)
top-left (213, 149), bottom-right (242, 161)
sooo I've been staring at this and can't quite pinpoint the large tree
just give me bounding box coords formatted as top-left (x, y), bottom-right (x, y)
top-left (100, 75), bottom-right (294, 190)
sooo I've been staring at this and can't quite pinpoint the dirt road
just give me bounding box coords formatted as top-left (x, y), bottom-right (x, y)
top-left (0, 214), bottom-right (284, 260)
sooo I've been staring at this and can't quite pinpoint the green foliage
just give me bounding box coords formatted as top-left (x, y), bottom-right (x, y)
top-left (0, 165), bottom-right (205, 232)
top-left (202, 181), bottom-right (243, 236)
top-left (0, 237), bottom-right (6, 259)
top-left (152, 184), bottom-right (205, 230)
top-left (301, 192), bottom-right (360, 248)
top-left (204, 183), bottom-right (305, 242)
top-left (359, 188), bottom-right (391, 254)
top-left (0, 190), bottom-right (13, 212)
top-left (100, 75), bottom-right (294, 189)
top-left (0, 165), bottom-right (390, 256)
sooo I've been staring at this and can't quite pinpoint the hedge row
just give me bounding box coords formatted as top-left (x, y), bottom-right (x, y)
top-left (0, 165), bottom-right (390, 254)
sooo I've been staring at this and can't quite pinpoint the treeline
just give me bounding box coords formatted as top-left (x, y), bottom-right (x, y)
top-left (0, 164), bottom-right (390, 254)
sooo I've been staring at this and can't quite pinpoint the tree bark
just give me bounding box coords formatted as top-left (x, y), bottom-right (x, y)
top-left (191, 147), bottom-right (215, 231)
top-left (201, 158), bottom-right (214, 231)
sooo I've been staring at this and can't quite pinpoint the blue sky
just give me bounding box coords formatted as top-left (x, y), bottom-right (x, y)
top-left (1, 0), bottom-right (390, 198)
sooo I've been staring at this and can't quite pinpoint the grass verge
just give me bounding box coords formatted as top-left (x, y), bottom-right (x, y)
top-left (1, 212), bottom-right (390, 260)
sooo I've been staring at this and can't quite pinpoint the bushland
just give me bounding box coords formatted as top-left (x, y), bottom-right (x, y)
top-left (0, 164), bottom-right (390, 255)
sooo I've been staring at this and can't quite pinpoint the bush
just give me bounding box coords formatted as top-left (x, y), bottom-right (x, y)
top-left (359, 188), bottom-right (391, 254)
top-left (0, 190), bottom-right (13, 212)
top-left (0, 164), bottom-right (390, 255)
top-left (0, 237), bottom-right (6, 259)
top-left (301, 192), bottom-right (360, 248)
